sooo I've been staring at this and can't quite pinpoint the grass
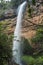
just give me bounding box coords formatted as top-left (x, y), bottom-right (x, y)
top-left (22, 55), bottom-right (43, 65)
top-left (22, 55), bottom-right (34, 65)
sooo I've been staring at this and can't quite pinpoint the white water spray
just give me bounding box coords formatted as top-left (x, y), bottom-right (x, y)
top-left (12, 1), bottom-right (27, 65)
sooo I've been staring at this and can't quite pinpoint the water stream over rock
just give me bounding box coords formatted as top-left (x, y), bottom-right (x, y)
top-left (12, 1), bottom-right (27, 65)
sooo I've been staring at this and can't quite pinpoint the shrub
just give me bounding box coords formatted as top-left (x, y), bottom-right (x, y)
top-left (35, 56), bottom-right (43, 65)
top-left (32, 0), bottom-right (36, 5)
top-left (31, 28), bottom-right (43, 51)
top-left (31, 28), bottom-right (43, 44)
top-left (22, 55), bottom-right (43, 65)
top-left (28, 8), bottom-right (32, 17)
top-left (22, 56), bottom-right (35, 65)
top-left (23, 38), bottom-right (34, 55)
top-left (0, 24), bottom-right (12, 65)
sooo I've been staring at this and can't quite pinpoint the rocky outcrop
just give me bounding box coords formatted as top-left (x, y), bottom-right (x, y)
top-left (0, 1), bottom-right (43, 39)
top-left (0, 9), bottom-right (43, 39)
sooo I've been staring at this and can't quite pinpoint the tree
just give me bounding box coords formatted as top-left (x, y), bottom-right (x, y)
top-left (32, 28), bottom-right (43, 43)
top-left (11, 0), bottom-right (26, 8)
top-left (31, 28), bottom-right (43, 51)
top-left (28, 7), bottom-right (32, 17)
top-left (23, 38), bottom-right (34, 55)
top-left (0, 24), bottom-right (12, 65)
top-left (32, 0), bottom-right (36, 5)
top-left (11, 0), bottom-right (19, 8)
top-left (0, 0), bottom-right (6, 9)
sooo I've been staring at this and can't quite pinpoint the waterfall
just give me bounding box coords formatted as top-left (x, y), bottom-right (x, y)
top-left (12, 1), bottom-right (27, 65)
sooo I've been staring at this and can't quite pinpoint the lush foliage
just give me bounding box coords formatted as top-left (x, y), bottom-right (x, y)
top-left (28, 7), bottom-right (32, 17)
top-left (22, 55), bottom-right (43, 65)
top-left (0, 24), bottom-right (13, 65)
top-left (31, 28), bottom-right (43, 46)
top-left (22, 28), bottom-right (43, 65)
top-left (32, 0), bottom-right (36, 5)
top-left (23, 38), bottom-right (34, 55)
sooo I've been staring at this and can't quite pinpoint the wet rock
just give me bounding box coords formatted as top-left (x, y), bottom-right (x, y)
top-left (21, 60), bottom-right (27, 65)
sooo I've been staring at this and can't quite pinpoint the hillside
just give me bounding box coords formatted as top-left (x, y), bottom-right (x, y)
top-left (0, 6), bottom-right (43, 39)
top-left (0, 1), bottom-right (43, 65)
top-left (0, 0), bottom-right (43, 48)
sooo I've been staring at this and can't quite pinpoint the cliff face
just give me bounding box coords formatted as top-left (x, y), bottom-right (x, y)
top-left (0, 4), bottom-right (43, 39)
top-left (0, 1), bottom-right (43, 50)
top-left (0, 0), bottom-right (43, 39)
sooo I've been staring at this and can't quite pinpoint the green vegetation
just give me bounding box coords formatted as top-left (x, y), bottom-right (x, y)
top-left (22, 56), bottom-right (34, 64)
top-left (11, 0), bottom-right (20, 8)
top-left (28, 8), bottom-right (32, 17)
top-left (22, 55), bottom-right (43, 65)
top-left (23, 38), bottom-right (34, 55)
top-left (28, 0), bottom-right (36, 17)
top-left (31, 28), bottom-right (43, 49)
top-left (32, 0), bottom-right (36, 5)
top-left (0, 24), bottom-right (13, 65)
top-left (0, 22), bottom-right (43, 65)
top-left (0, 0), bottom-right (43, 65)
top-left (22, 27), bottom-right (43, 65)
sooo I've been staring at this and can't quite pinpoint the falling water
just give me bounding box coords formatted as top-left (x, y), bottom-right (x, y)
top-left (12, 1), bottom-right (27, 65)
